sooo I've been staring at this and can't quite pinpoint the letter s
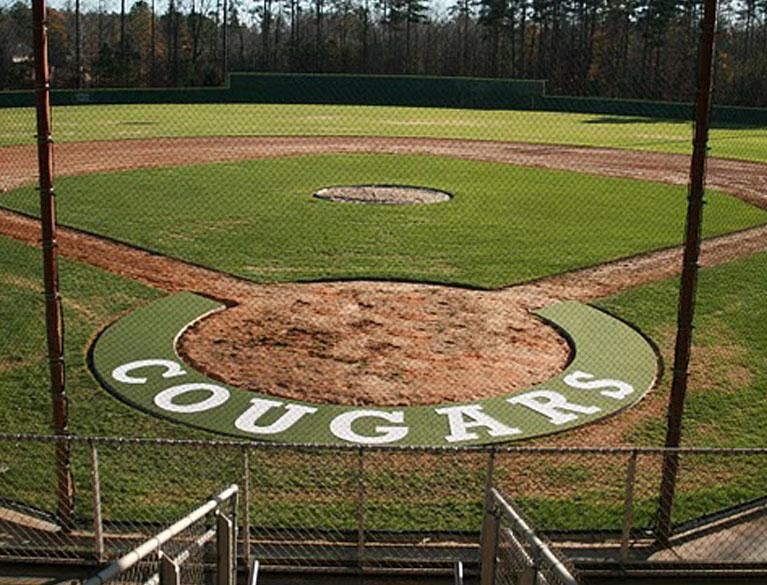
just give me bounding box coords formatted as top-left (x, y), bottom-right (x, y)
top-left (563, 370), bottom-right (634, 400)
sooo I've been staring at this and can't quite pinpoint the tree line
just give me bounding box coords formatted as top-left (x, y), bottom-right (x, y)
top-left (1, 0), bottom-right (766, 105)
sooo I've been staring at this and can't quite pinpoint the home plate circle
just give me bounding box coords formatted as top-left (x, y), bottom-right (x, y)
top-left (313, 185), bottom-right (452, 205)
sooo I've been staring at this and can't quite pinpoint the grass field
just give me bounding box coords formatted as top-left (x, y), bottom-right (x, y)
top-left (2, 103), bottom-right (767, 162)
top-left (1, 233), bottom-right (766, 530)
top-left (2, 154), bottom-right (764, 288)
top-left (1, 99), bottom-right (765, 538)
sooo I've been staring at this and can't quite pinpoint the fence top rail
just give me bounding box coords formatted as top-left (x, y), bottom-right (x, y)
top-left (81, 484), bottom-right (238, 585)
top-left (1, 433), bottom-right (766, 455)
top-left (491, 487), bottom-right (579, 585)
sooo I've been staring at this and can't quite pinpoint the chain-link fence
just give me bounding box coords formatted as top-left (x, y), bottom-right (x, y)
top-left (2, 434), bottom-right (767, 575)
top-left (1, 0), bottom-right (766, 453)
top-left (2, 0), bottom-right (767, 579)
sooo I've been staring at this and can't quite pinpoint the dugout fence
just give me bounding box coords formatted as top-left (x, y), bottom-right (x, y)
top-left (1, 434), bottom-right (767, 577)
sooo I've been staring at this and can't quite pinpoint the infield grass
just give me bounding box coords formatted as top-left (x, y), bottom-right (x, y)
top-left (2, 103), bottom-right (767, 163)
top-left (2, 154), bottom-right (764, 288)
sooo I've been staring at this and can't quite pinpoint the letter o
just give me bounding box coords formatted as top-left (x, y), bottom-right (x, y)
top-left (154, 383), bottom-right (230, 413)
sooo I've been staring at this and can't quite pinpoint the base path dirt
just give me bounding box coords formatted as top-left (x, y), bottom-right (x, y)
top-left (1, 136), bottom-right (766, 424)
top-left (2, 136), bottom-right (767, 209)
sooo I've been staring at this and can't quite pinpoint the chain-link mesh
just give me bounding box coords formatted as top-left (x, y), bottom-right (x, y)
top-left (2, 0), bottom-right (767, 577)
top-left (2, 435), bottom-right (767, 575)
top-left (2, 2), bottom-right (766, 451)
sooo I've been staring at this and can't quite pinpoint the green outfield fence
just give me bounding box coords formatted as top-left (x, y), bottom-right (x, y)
top-left (2, 73), bottom-right (767, 124)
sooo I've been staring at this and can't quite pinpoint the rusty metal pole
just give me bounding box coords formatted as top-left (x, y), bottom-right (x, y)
top-left (32, 0), bottom-right (75, 530)
top-left (656, 0), bottom-right (718, 545)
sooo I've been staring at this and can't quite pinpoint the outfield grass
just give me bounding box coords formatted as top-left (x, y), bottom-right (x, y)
top-left (2, 103), bottom-right (767, 162)
top-left (2, 154), bottom-right (764, 288)
top-left (596, 249), bottom-right (767, 448)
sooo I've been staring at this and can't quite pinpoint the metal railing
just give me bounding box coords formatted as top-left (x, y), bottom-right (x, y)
top-left (83, 484), bottom-right (238, 585)
top-left (1, 434), bottom-right (767, 576)
top-left (480, 488), bottom-right (579, 585)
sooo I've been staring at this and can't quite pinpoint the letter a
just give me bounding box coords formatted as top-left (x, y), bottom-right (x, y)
top-left (434, 404), bottom-right (521, 443)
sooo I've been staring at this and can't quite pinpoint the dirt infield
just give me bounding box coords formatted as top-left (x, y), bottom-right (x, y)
top-left (2, 136), bottom-right (767, 209)
top-left (1, 135), bottom-right (766, 413)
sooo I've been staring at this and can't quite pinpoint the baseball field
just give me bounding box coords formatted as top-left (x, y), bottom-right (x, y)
top-left (1, 101), bottom-right (766, 537)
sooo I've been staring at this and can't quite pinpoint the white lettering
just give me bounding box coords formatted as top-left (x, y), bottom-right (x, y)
top-left (234, 398), bottom-right (317, 435)
top-left (330, 410), bottom-right (409, 444)
top-left (564, 370), bottom-right (634, 400)
top-left (154, 383), bottom-right (229, 413)
top-left (507, 390), bottom-right (600, 425)
top-left (434, 404), bottom-right (521, 443)
top-left (112, 359), bottom-right (186, 385)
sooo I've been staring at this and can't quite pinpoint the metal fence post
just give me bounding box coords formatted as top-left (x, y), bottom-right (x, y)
top-left (32, 0), bottom-right (75, 532)
top-left (479, 448), bottom-right (496, 545)
top-left (356, 446), bottom-right (366, 568)
top-left (657, 0), bottom-right (719, 545)
top-left (479, 505), bottom-right (499, 585)
top-left (521, 548), bottom-right (537, 585)
top-left (89, 441), bottom-right (104, 561)
top-left (159, 553), bottom-right (181, 585)
top-left (621, 450), bottom-right (638, 564)
top-left (480, 453), bottom-right (498, 585)
top-left (217, 513), bottom-right (234, 585)
top-left (242, 447), bottom-right (251, 568)
top-left (231, 487), bottom-right (239, 579)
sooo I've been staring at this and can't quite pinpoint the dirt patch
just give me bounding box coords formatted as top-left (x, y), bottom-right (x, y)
top-left (178, 282), bottom-right (569, 406)
top-left (1, 135), bottom-right (766, 414)
top-left (313, 184), bottom-right (452, 205)
top-left (2, 136), bottom-right (767, 211)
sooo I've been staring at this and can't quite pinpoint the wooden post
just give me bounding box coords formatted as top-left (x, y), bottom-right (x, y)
top-left (32, 0), bottom-right (75, 531)
top-left (657, 0), bottom-right (718, 544)
top-left (222, 0), bottom-right (229, 78)
top-left (479, 449), bottom-right (496, 553)
top-left (479, 504), bottom-right (499, 585)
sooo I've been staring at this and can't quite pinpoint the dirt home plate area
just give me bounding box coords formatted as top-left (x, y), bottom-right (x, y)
top-left (1, 135), bottom-right (766, 444)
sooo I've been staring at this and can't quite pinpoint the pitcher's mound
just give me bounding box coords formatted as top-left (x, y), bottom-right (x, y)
top-left (313, 184), bottom-right (452, 205)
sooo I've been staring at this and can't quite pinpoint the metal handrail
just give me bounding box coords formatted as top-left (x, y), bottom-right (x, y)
top-left (491, 488), bottom-right (579, 585)
top-left (249, 559), bottom-right (260, 585)
top-left (82, 484), bottom-right (238, 585)
top-left (453, 560), bottom-right (464, 585)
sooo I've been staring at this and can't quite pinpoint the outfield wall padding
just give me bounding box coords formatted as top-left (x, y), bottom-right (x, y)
top-left (2, 72), bottom-right (766, 125)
